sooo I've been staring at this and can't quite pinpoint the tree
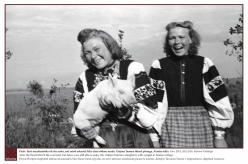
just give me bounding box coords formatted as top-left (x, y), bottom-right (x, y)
top-left (223, 14), bottom-right (243, 62)
top-left (6, 28), bottom-right (13, 61)
top-left (27, 80), bottom-right (44, 98)
top-left (222, 15), bottom-right (243, 148)
top-left (118, 30), bottom-right (132, 60)
top-left (6, 51), bottom-right (13, 60)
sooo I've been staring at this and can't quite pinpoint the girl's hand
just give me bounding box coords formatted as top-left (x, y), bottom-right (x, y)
top-left (214, 138), bottom-right (228, 148)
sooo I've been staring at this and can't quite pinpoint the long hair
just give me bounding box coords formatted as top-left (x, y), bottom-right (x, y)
top-left (77, 29), bottom-right (123, 68)
top-left (163, 21), bottom-right (201, 57)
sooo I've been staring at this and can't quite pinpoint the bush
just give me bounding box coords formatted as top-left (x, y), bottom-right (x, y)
top-left (223, 78), bottom-right (243, 148)
top-left (27, 80), bottom-right (44, 98)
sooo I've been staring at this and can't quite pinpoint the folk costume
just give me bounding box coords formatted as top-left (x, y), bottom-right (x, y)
top-left (73, 60), bottom-right (158, 148)
top-left (149, 55), bottom-right (234, 148)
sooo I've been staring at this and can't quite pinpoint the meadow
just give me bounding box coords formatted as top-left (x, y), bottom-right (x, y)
top-left (5, 78), bottom-right (243, 148)
top-left (5, 88), bottom-right (77, 148)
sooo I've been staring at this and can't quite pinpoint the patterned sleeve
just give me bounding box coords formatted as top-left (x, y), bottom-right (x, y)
top-left (125, 61), bottom-right (159, 130)
top-left (148, 59), bottom-right (168, 135)
top-left (128, 61), bottom-right (157, 109)
top-left (149, 60), bottom-right (166, 103)
top-left (73, 72), bottom-right (86, 113)
top-left (203, 57), bottom-right (234, 131)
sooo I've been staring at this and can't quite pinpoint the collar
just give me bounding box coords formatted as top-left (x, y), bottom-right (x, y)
top-left (100, 60), bottom-right (120, 75)
top-left (170, 54), bottom-right (197, 61)
top-left (93, 60), bottom-right (120, 88)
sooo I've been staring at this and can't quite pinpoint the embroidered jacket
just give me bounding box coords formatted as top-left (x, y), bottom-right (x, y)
top-left (73, 60), bottom-right (158, 130)
top-left (149, 56), bottom-right (234, 131)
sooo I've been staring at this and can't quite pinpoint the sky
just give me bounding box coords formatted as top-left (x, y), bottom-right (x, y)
top-left (5, 4), bottom-right (243, 89)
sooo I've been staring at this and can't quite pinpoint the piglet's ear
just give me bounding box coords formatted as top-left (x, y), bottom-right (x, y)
top-left (108, 73), bottom-right (117, 87)
top-left (127, 74), bottom-right (136, 88)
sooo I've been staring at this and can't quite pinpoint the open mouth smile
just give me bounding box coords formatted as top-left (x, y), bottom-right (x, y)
top-left (174, 46), bottom-right (183, 51)
top-left (92, 58), bottom-right (103, 65)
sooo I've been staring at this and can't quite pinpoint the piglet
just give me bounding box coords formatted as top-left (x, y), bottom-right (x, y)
top-left (73, 74), bottom-right (137, 146)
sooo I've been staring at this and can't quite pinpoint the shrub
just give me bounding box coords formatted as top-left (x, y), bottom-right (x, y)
top-left (27, 80), bottom-right (44, 98)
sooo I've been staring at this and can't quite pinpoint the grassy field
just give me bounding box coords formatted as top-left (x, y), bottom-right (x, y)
top-left (5, 79), bottom-right (243, 148)
top-left (5, 88), bottom-right (76, 148)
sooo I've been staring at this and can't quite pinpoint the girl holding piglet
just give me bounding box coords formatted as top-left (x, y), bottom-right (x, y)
top-left (70, 29), bottom-right (159, 148)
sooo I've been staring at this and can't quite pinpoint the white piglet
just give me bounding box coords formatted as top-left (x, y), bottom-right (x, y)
top-left (73, 74), bottom-right (137, 146)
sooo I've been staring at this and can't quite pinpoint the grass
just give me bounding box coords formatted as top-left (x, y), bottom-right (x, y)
top-left (5, 88), bottom-right (79, 148)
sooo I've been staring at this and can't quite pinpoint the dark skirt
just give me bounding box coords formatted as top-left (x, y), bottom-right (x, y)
top-left (98, 120), bottom-right (154, 148)
top-left (161, 106), bottom-right (214, 148)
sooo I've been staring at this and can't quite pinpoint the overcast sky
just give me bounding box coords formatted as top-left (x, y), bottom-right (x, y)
top-left (5, 4), bottom-right (243, 89)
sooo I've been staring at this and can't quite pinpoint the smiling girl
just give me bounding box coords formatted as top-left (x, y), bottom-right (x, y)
top-left (71, 29), bottom-right (159, 148)
top-left (149, 21), bottom-right (234, 148)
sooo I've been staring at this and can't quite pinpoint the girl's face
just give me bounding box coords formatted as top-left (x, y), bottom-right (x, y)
top-left (168, 27), bottom-right (192, 57)
top-left (83, 37), bottom-right (114, 69)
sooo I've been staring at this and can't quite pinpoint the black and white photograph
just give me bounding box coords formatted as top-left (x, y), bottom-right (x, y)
top-left (3, 2), bottom-right (246, 163)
